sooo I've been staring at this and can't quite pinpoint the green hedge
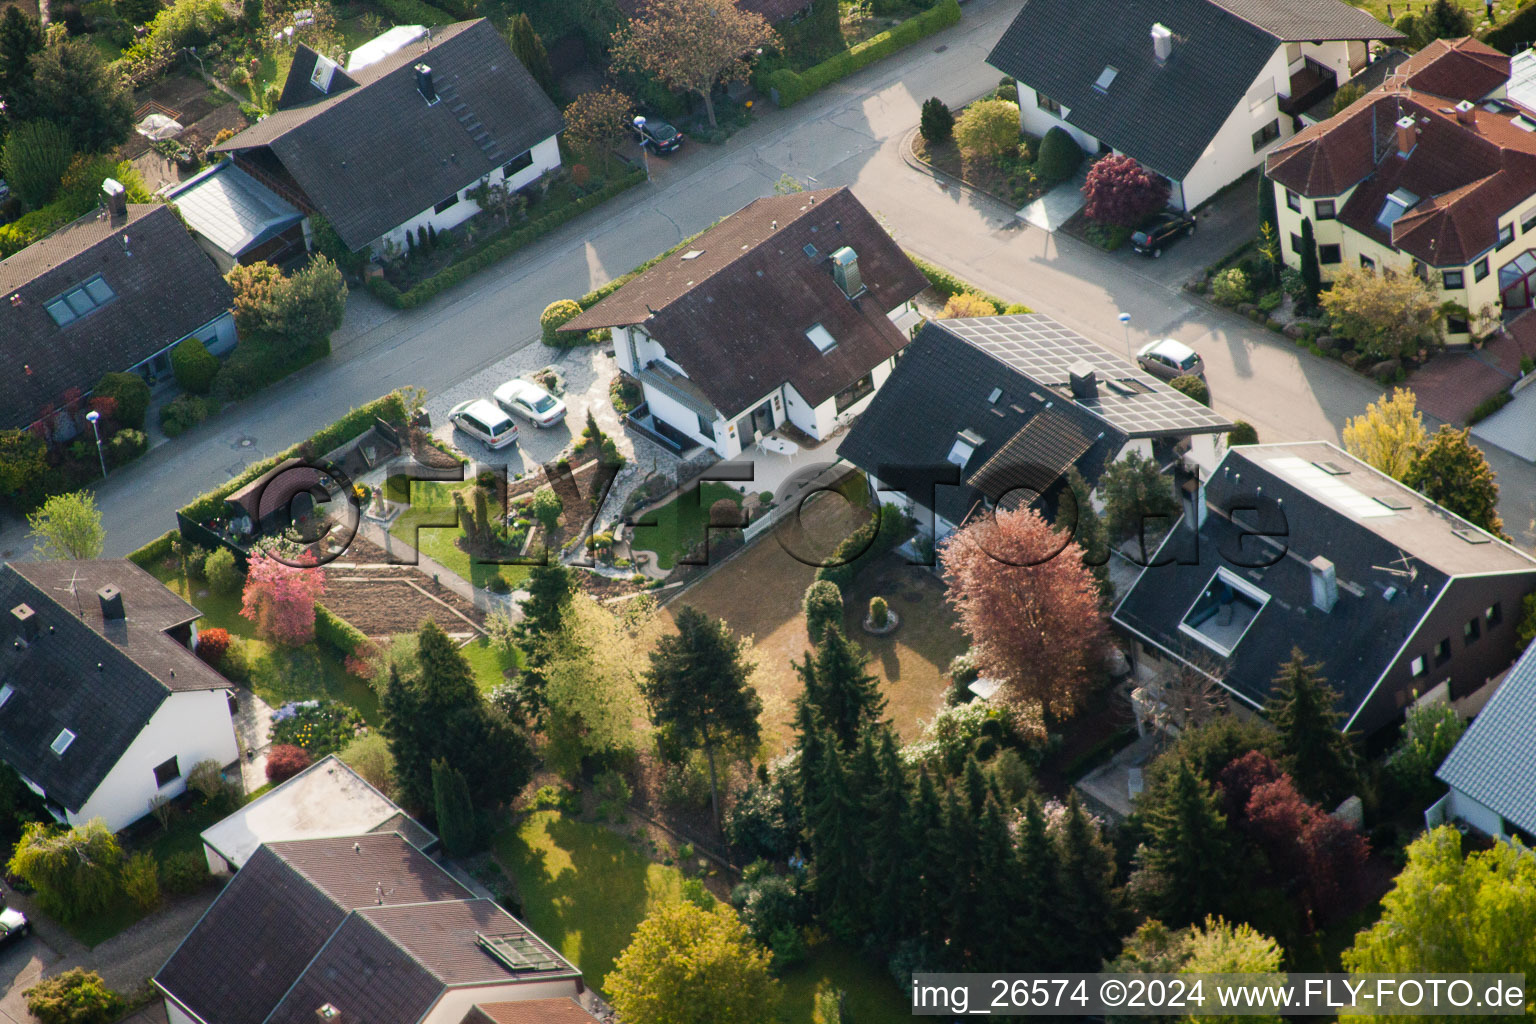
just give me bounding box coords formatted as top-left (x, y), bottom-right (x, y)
top-left (905, 252), bottom-right (1024, 313)
top-left (368, 169), bottom-right (646, 310)
top-left (378, 0), bottom-right (453, 25)
top-left (816, 503), bottom-right (913, 590)
top-left (315, 602), bottom-right (371, 658)
top-left (179, 391), bottom-right (409, 524)
top-left (1482, 5), bottom-right (1536, 53)
top-left (767, 0), bottom-right (962, 108)
top-left (128, 530), bottom-right (179, 569)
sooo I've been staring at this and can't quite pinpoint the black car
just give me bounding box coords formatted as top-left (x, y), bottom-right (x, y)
top-left (0, 906), bottom-right (30, 951)
top-left (1131, 210), bottom-right (1196, 257)
top-left (633, 116), bottom-right (683, 154)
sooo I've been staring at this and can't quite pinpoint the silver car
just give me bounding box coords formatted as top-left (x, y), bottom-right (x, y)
top-left (1136, 338), bottom-right (1205, 380)
top-left (447, 399), bottom-right (519, 450)
top-left (494, 379), bottom-right (567, 428)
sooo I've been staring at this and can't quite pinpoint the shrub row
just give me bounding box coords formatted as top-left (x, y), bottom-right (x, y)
top-left (905, 252), bottom-right (1024, 313)
top-left (816, 503), bottom-right (913, 590)
top-left (377, 0), bottom-right (453, 26)
top-left (1468, 389), bottom-right (1514, 425)
top-left (315, 602), bottom-right (371, 659)
top-left (1482, 5), bottom-right (1536, 52)
top-left (179, 391), bottom-right (409, 524)
top-left (127, 530), bottom-right (179, 569)
top-left (766, 0), bottom-right (962, 108)
top-left (368, 169), bottom-right (646, 310)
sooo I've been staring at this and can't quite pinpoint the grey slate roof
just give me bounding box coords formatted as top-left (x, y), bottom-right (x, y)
top-left (0, 204), bottom-right (234, 430)
top-left (987, 0), bottom-right (1399, 180)
top-left (0, 560), bottom-right (231, 812)
top-left (211, 20), bottom-right (563, 251)
top-left (837, 317), bottom-right (1130, 527)
top-left (166, 160), bottom-right (304, 258)
top-left (1113, 442), bottom-right (1536, 721)
top-left (1437, 643), bottom-right (1536, 835)
top-left (157, 834), bottom-right (580, 1024)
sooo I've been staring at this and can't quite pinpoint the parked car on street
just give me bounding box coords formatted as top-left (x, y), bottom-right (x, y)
top-left (633, 116), bottom-right (683, 154)
top-left (0, 906), bottom-right (30, 950)
top-left (1136, 338), bottom-right (1205, 380)
top-left (1131, 210), bottom-right (1196, 257)
top-left (494, 378), bottom-right (567, 428)
top-left (447, 399), bottom-right (519, 450)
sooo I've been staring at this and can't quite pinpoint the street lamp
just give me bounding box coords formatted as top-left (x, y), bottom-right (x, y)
top-left (85, 410), bottom-right (107, 479)
top-left (633, 116), bottom-right (651, 182)
top-left (1118, 311), bottom-right (1133, 363)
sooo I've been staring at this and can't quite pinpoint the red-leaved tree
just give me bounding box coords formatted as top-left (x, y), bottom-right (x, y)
top-left (940, 505), bottom-right (1106, 720)
top-left (195, 627), bottom-right (231, 668)
top-left (1242, 773), bottom-right (1369, 927)
top-left (266, 744), bottom-right (311, 783)
top-left (1082, 154), bottom-right (1170, 227)
top-left (240, 552), bottom-right (325, 645)
top-left (1216, 748), bottom-right (1284, 820)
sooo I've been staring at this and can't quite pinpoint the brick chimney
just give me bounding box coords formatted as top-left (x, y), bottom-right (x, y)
top-left (1068, 360), bottom-right (1098, 399)
top-left (1395, 115), bottom-right (1418, 156)
top-left (1456, 99), bottom-right (1476, 125)
top-left (97, 585), bottom-right (124, 621)
top-left (414, 63), bottom-right (436, 104)
top-left (10, 604), bottom-right (37, 645)
top-left (102, 178), bottom-right (127, 222)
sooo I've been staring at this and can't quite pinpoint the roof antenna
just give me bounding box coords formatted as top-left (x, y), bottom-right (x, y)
top-left (54, 569), bottom-right (84, 618)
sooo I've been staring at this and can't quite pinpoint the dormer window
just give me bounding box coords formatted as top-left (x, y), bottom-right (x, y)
top-left (51, 728), bottom-right (75, 756)
top-left (806, 323), bottom-right (837, 353)
top-left (947, 430), bottom-right (984, 467)
top-left (1375, 188), bottom-right (1418, 231)
top-left (44, 275), bottom-right (115, 326)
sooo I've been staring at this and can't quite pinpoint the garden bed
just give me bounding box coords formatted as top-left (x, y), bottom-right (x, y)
top-left (912, 130), bottom-right (1045, 210)
top-left (321, 565), bottom-right (487, 638)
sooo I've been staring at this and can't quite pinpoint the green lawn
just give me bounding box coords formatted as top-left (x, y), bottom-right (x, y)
top-left (627, 481), bottom-right (744, 570)
top-left (461, 635), bottom-right (520, 693)
top-left (389, 480), bottom-right (532, 593)
top-left (1347, 0), bottom-right (1496, 25)
top-left (495, 812), bottom-right (907, 1021)
top-left (151, 566), bottom-right (380, 722)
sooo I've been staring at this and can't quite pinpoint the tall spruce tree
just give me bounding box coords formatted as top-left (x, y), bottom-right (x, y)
top-left (907, 768), bottom-right (947, 949)
top-left (1054, 795), bottom-right (1123, 969)
top-left (644, 606), bottom-right (763, 832)
top-left (1063, 467), bottom-right (1111, 601)
top-left (962, 755), bottom-right (989, 818)
top-left (1267, 648), bottom-right (1358, 806)
top-left (507, 13), bottom-right (555, 95)
top-left (431, 758), bottom-right (476, 855)
top-left (1138, 759), bottom-right (1235, 927)
top-left (805, 736), bottom-right (862, 935)
top-left (866, 728), bottom-right (913, 939)
top-left (796, 626), bottom-right (885, 749)
top-left (970, 795), bottom-right (1022, 970)
top-left (517, 561), bottom-right (574, 643)
top-left (1016, 796), bottom-right (1060, 969)
top-left (934, 784), bottom-right (978, 968)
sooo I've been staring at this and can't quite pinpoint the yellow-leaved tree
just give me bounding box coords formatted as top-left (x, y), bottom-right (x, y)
top-left (1341, 387), bottom-right (1425, 480)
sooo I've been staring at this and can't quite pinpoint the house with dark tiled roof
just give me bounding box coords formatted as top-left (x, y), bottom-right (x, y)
top-left (1266, 37), bottom-right (1536, 345)
top-left (1, 190), bottom-right (236, 434)
top-left (155, 833), bottom-right (601, 1024)
top-left (562, 187), bottom-right (927, 458)
top-left (837, 315), bottom-right (1233, 539)
top-left (1435, 640), bottom-right (1536, 842)
top-left (208, 19), bottom-right (563, 256)
top-left (988, 0), bottom-right (1401, 210)
top-left (0, 560), bottom-right (237, 833)
top-left (200, 754), bottom-right (438, 874)
top-left (1113, 441), bottom-right (1536, 736)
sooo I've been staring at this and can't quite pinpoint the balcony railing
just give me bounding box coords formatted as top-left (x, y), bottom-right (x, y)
top-left (1278, 60), bottom-right (1338, 117)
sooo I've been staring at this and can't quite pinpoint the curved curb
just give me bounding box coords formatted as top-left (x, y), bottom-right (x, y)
top-left (898, 125), bottom-right (1023, 219)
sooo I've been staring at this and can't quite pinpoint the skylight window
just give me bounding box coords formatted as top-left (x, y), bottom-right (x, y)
top-left (681, 250), bottom-right (705, 260)
top-left (1265, 456), bottom-right (1395, 518)
top-left (806, 323), bottom-right (837, 353)
top-left (0, 684), bottom-right (12, 708)
top-left (947, 430), bottom-right (984, 468)
top-left (51, 728), bottom-right (75, 756)
top-left (803, 243), bottom-right (819, 259)
top-left (1375, 188), bottom-right (1419, 231)
top-left (1179, 567), bottom-right (1269, 656)
top-left (1094, 66), bottom-right (1118, 92)
top-left (44, 275), bottom-right (115, 327)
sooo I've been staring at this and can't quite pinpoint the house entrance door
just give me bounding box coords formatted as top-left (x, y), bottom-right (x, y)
top-left (751, 400), bottom-right (774, 437)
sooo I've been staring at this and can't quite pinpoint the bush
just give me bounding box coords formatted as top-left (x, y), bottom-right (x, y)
top-left (868, 596), bottom-right (889, 627)
top-left (953, 98), bottom-right (1021, 163)
top-left (919, 97), bottom-right (953, 147)
top-left (204, 546), bottom-right (242, 595)
top-left (377, 0), bottom-right (452, 26)
top-left (194, 627), bottom-right (231, 668)
top-left (1227, 421), bottom-right (1259, 446)
top-left (158, 850), bottom-right (210, 895)
top-left (531, 487), bottom-right (563, 534)
top-left (1211, 267), bottom-right (1253, 306)
top-left (803, 580), bottom-right (844, 645)
top-left (1082, 154), bottom-right (1169, 228)
top-left (1468, 390), bottom-right (1513, 424)
top-left (939, 292), bottom-right (998, 318)
top-left (1168, 374), bottom-right (1210, 406)
top-left (121, 851), bottom-right (161, 911)
top-left (221, 635), bottom-right (251, 682)
top-left (816, 503), bottom-right (911, 590)
top-left (160, 394), bottom-right (213, 437)
top-left (314, 603), bottom-right (370, 659)
top-left (540, 299), bottom-right (584, 345)
top-left (1036, 126), bottom-right (1084, 183)
top-left (265, 744), bottom-right (312, 783)
top-left (106, 429), bottom-right (148, 467)
top-left (171, 337), bottom-right (220, 394)
top-left (94, 372), bottom-right (150, 430)
top-left (24, 969), bottom-right (124, 1024)
top-left (271, 700), bottom-right (364, 756)
top-left (1256, 290), bottom-right (1282, 313)
top-left (766, 0), bottom-right (963, 107)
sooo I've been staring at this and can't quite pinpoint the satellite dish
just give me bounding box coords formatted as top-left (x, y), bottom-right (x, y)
top-left (1371, 548), bottom-right (1418, 582)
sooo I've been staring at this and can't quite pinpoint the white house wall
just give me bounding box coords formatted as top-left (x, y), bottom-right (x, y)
top-left (1446, 787), bottom-right (1506, 838)
top-left (1178, 45), bottom-right (1293, 210)
top-left (68, 689), bottom-right (237, 833)
top-left (163, 999), bottom-right (202, 1024)
top-left (642, 384), bottom-right (726, 456)
top-left (377, 135), bottom-right (561, 252)
top-left (1014, 83), bottom-right (1100, 154)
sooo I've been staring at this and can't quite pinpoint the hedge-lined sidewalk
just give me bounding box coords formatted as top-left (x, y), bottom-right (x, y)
top-left (765, 0), bottom-right (962, 107)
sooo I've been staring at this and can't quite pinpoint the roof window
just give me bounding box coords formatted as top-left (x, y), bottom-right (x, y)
top-left (51, 728), bottom-right (75, 756)
top-left (805, 323), bottom-right (837, 353)
top-left (1375, 188), bottom-right (1419, 231)
top-left (947, 429), bottom-right (985, 468)
top-left (681, 249), bottom-right (705, 260)
top-left (44, 275), bottom-right (115, 327)
top-left (1093, 66), bottom-right (1118, 92)
top-left (0, 684), bottom-right (11, 708)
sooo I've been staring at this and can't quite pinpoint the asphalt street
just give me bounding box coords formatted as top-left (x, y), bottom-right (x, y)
top-left (4, 0), bottom-right (1532, 558)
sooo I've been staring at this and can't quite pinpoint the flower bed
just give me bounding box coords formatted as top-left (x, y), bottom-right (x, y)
top-left (271, 699), bottom-right (366, 757)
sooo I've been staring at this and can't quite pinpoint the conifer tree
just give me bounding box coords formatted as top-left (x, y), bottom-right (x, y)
top-left (1016, 796), bottom-right (1060, 969)
top-left (794, 698), bottom-right (827, 829)
top-left (1063, 466), bottom-right (1111, 600)
top-left (907, 768), bottom-right (947, 948)
top-left (805, 737), bottom-right (861, 934)
top-left (507, 13), bottom-right (556, 95)
top-left (1054, 795), bottom-right (1123, 968)
top-left (1299, 218), bottom-right (1322, 312)
top-left (936, 784), bottom-right (977, 967)
top-left (970, 795), bottom-right (1022, 970)
top-left (1137, 760), bottom-right (1235, 927)
top-left (472, 486), bottom-right (491, 548)
top-left (1267, 648), bottom-right (1358, 807)
top-left (962, 755), bottom-right (989, 818)
top-left (796, 626), bottom-right (884, 749)
top-left (866, 728), bottom-right (913, 938)
top-left (431, 758), bottom-right (476, 855)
